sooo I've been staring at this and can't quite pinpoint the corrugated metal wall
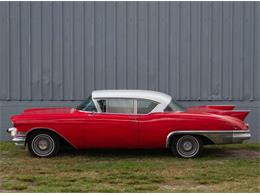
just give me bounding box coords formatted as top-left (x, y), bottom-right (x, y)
top-left (0, 2), bottom-right (259, 141)
top-left (0, 1), bottom-right (259, 101)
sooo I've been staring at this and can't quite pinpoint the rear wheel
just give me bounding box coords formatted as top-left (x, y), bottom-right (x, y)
top-left (171, 135), bottom-right (203, 158)
top-left (27, 131), bottom-right (60, 157)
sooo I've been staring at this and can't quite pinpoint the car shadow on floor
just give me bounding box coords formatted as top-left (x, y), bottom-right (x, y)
top-left (58, 146), bottom-right (253, 159)
top-left (60, 148), bottom-right (171, 158)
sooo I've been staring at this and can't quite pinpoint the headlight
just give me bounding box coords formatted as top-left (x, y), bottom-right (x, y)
top-left (7, 127), bottom-right (17, 137)
top-left (11, 130), bottom-right (17, 137)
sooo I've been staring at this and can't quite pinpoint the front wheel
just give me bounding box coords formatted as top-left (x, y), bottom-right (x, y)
top-left (27, 131), bottom-right (60, 157)
top-left (171, 135), bottom-right (203, 158)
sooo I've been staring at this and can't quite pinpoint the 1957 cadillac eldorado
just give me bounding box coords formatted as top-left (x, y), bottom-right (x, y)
top-left (7, 90), bottom-right (251, 158)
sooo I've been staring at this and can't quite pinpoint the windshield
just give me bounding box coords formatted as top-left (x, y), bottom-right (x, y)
top-left (76, 96), bottom-right (97, 112)
top-left (164, 98), bottom-right (185, 112)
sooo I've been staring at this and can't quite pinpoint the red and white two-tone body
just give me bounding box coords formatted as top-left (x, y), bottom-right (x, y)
top-left (7, 90), bottom-right (251, 158)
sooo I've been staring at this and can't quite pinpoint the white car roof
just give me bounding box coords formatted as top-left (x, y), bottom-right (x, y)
top-left (92, 90), bottom-right (172, 105)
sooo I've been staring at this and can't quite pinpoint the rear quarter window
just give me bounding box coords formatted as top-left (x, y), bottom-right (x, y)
top-left (137, 99), bottom-right (158, 114)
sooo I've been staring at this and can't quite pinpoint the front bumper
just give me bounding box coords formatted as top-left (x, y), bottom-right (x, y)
top-left (12, 137), bottom-right (26, 147)
top-left (6, 127), bottom-right (26, 148)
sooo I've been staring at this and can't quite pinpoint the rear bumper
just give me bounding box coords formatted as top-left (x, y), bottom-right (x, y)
top-left (205, 130), bottom-right (251, 144)
top-left (166, 130), bottom-right (251, 147)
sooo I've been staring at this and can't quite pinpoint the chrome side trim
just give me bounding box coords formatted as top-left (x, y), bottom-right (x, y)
top-left (165, 130), bottom-right (251, 148)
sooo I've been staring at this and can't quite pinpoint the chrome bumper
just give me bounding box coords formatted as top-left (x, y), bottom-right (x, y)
top-left (166, 130), bottom-right (251, 147)
top-left (6, 127), bottom-right (26, 148)
top-left (12, 137), bottom-right (26, 147)
top-left (202, 130), bottom-right (251, 144)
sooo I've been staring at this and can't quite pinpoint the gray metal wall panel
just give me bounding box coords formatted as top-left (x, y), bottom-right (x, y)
top-left (254, 2), bottom-right (260, 100)
top-left (0, 1), bottom-right (259, 101)
top-left (0, 2), bottom-right (9, 100)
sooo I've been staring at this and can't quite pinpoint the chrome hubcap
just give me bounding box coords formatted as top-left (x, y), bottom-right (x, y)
top-left (183, 141), bottom-right (193, 151)
top-left (176, 135), bottom-right (199, 158)
top-left (31, 134), bottom-right (55, 157)
top-left (38, 139), bottom-right (49, 150)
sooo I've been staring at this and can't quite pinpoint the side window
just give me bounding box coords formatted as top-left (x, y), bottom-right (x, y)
top-left (137, 99), bottom-right (158, 114)
top-left (97, 99), bottom-right (106, 112)
top-left (164, 99), bottom-right (185, 112)
top-left (106, 99), bottom-right (134, 114)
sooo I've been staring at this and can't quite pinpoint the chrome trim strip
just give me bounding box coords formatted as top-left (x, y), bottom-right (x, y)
top-left (165, 130), bottom-right (251, 148)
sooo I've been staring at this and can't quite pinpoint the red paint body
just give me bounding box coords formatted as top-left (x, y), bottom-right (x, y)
top-left (11, 105), bottom-right (249, 149)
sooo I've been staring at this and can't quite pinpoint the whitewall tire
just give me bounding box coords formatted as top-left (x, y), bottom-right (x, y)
top-left (171, 135), bottom-right (203, 158)
top-left (27, 131), bottom-right (60, 157)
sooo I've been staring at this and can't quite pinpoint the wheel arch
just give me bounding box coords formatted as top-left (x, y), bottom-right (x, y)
top-left (25, 127), bottom-right (77, 149)
top-left (166, 131), bottom-right (215, 148)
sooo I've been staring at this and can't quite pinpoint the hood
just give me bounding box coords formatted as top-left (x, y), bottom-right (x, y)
top-left (22, 107), bottom-right (74, 115)
top-left (10, 107), bottom-right (76, 124)
top-left (186, 105), bottom-right (250, 121)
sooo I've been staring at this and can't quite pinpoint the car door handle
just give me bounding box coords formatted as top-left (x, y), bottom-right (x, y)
top-left (88, 112), bottom-right (95, 116)
top-left (129, 116), bottom-right (137, 121)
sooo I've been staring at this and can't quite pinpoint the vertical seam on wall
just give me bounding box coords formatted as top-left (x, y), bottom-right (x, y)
top-left (7, 2), bottom-right (10, 100)
top-left (71, 2), bottom-right (74, 100)
top-left (208, 2), bottom-right (212, 100)
top-left (19, 2), bottom-right (22, 101)
top-left (198, 2), bottom-right (202, 100)
top-left (146, 2), bottom-right (150, 89)
top-left (157, 2), bottom-right (160, 91)
top-left (29, 2), bottom-right (32, 100)
top-left (240, 2), bottom-right (244, 100)
top-left (177, 2), bottom-right (182, 100)
top-left (250, 3), bottom-right (255, 101)
top-left (188, 2), bottom-right (191, 100)
top-left (177, 2), bottom-right (181, 100)
top-left (147, 2), bottom-right (149, 90)
top-left (136, 2), bottom-right (139, 89)
top-left (220, 2), bottom-right (223, 100)
top-left (230, 2), bottom-right (233, 100)
top-left (83, 2), bottom-right (85, 98)
top-left (93, 2), bottom-right (96, 90)
top-left (61, 2), bottom-right (64, 100)
top-left (50, 2), bottom-right (54, 100)
top-left (104, 2), bottom-right (107, 89)
top-left (115, 2), bottom-right (117, 89)
top-left (168, 2), bottom-right (170, 94)
top-left (125, 2), bottom-right (128, 89)
top-left (40, 2), bottom-right (43, 100)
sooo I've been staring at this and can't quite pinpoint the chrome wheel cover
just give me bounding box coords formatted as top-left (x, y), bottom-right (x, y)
top-left (31, 134), bottom-right (55, 157)
top-left (176, 135), bottom-right (199, 158)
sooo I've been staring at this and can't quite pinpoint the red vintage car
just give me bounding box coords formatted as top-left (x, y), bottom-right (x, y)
top-left (7, 90), bottom-right (251, 158)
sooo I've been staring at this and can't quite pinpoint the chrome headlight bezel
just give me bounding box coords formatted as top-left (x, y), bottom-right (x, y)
top-left (7, 127), bottom-right (17, 137)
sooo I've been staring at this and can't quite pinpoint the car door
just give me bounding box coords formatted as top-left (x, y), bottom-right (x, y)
top-left (135, 99), bottom-right (167, 148)
top-left (81, 98), bottom-right (139, 148)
